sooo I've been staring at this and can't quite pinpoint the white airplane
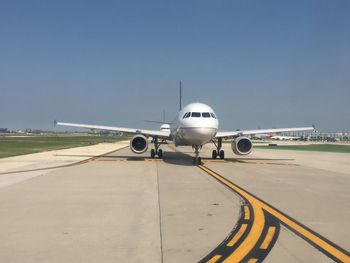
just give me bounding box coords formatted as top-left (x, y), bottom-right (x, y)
top-left (55, 86), bottom-right (314, 165)
top-left (271, 135), bottom-right (301, 141)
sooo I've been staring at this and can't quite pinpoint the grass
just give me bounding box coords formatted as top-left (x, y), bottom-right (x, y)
top-left (254, 144), bottom-right (350, 153)
top-left (0, 135), bottom-right (129, 158)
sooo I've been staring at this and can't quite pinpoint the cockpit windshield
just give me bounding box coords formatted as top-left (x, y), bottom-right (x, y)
top-left (182, 111), bottom-right (217, 118)
top-left (183, 112), bottom-right (191, 119)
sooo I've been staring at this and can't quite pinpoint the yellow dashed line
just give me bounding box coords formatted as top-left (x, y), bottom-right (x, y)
top-left (260, 226), bottom-right (276, 249)
top-left (227, 224), bottom-right (248, 247)
top-left (244, 205), bottom-right (250, 220)
top-left (198, 165), bottom-right (350, 263)
top-left (207, 254), bottom-right (222, 263)
top-left (261, 204), bottom-right (350, 262)
top-left (223, 205), bottom-right (265, 262)
top-left (247, 258), bottom-right (258, 263)
top-left (199, 165), bottom-right (266, 262)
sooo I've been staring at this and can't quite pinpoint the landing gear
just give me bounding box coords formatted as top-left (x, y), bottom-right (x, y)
top-left (151, 149), bottom-right (156, 158)
top-left (212, 138), bottom-right (225, 160)
top-left (158, 149), bottom-right (163, 159)
top-left (219, 150), bottom-right (225, 159)
top-left (193, 157), bottom-right (201, 165)
top-left (192, 145), bottom-right (202, 165)
top-left (150, 137), bottom-right (164, 159)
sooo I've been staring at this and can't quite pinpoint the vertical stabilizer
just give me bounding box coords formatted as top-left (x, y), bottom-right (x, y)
top-left (179, 81), bottom-right (183, 110)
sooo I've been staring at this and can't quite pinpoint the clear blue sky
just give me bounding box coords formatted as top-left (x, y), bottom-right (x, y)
top-left (1, 1), bottom-right (349, 131)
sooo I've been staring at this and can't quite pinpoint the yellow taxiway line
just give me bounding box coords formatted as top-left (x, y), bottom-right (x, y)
top-left (198, 164), bottom-right (350, 263)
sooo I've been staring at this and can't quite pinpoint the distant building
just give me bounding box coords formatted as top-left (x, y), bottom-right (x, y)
top-left (0, 128), bottom-right (10, 133)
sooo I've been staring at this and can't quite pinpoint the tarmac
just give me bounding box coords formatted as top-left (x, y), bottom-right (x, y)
top-left (0, 141), bottom-right (349, 262)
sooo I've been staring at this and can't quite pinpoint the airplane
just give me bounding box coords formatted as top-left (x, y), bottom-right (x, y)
top-left (250, 133), bottom-right (273, 140)
top-left (271, 135), bottom-right (301, 141)
top-left (55, 83), bottom-right (314, 165)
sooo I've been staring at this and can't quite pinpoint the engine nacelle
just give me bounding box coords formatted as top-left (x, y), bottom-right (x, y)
top-left (130, 135), bottom-right (148, 154)
top-left (231, 136), bottom-right (253, 155)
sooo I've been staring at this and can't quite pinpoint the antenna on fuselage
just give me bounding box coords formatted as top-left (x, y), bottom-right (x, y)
top-left (179, 80), bottom-right (183, 111)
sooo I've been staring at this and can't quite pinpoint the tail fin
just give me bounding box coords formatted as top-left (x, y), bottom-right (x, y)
top-left (179, 80), bottom-right (183, 111)
top-left (144, 109), bottom-right (170, 124)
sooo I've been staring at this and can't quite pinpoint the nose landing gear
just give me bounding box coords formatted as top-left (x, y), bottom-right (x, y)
top-left (192, 145), bottom-right (202, 165)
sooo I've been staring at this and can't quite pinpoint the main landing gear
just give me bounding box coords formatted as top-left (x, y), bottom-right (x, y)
top-left (150, 137), bottom-right (163, 159)
top-left (212, 138), bottom-right (225, 159)
top-left (192, 145), bottom-right (202, 165)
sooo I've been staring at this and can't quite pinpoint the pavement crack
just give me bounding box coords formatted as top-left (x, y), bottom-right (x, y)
top-left (156, 162), bottom-right (164, 263)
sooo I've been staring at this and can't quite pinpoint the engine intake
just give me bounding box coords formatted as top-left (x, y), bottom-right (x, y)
top-left (130, 135), bottom-right (148, 154)
top-left (231, 136), bottom-right (252, 155)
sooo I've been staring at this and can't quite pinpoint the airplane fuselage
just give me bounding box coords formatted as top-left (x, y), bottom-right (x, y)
top-left (170, 103), bottom-right (219, 146)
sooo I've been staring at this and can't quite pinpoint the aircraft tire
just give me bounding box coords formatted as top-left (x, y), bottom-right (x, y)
top-left (193, 157), bottom-right (201, 165)
top-left (151, 149), bottom-right (156, 158)
top-left (219, 150), bottom-right (225, 159)
top-left (158, 149), bottom-right (163, 159)
top-left (212, 150), bottom-right (217, 159)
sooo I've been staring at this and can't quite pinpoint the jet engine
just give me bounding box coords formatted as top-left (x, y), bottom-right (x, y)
top-left (130, 135), bottom-right (148, 154)
top-left (231, 136), bottom-right (252, 155)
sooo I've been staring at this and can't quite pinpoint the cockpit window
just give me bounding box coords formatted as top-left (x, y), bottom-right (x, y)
top-left (202, 112), bottom-right (210, 118)
top-left (210, 112), bottom-right (217, 119)
top-left (183, 112), bottom-right (190, 119)
top-left (184, 112), bottom-right (191, 118)
top-left (191, 112), bottom-right (201, 117)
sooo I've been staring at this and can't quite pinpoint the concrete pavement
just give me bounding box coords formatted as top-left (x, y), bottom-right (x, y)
top-left (0, 141), bottom-right (349, 262)
top-left (0, 141), bottom-right (129, 188)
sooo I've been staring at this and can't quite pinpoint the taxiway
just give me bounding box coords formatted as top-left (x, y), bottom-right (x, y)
top-left (0, 142), bottom-right (349, 262)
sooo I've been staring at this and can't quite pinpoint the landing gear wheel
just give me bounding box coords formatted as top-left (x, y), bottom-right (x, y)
top-left (151, 149), bottom-right (155, 158)
top-left (212, 150), bottom-right (217, 159)
top-left (158, 149), bottom-right (163, 159)
top-left (219, 150), bottom-right (225, 159)
top-left (193, 157), bottom-right (202, 165)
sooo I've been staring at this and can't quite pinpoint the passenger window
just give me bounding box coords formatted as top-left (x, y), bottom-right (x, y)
top-left (202, 112), bottom-right (211, 118)
top-left (191, 112), bottom-right (201, 117)
top-left (210, 113), bottom-right (217, 119)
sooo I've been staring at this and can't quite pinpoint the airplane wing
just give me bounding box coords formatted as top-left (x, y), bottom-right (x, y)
top-left (215, 126), bottom-right (315, 138)
top-left (55, 121), bottom-right (171, 138)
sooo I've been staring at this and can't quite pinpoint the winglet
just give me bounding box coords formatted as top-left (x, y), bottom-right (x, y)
top-left (54, 120), bottom-right (57, 127)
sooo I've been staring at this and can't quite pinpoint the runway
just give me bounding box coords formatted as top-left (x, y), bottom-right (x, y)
top-left (0, 142), bottom-right (349, 262)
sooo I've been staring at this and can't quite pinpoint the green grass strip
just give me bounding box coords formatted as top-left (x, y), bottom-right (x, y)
top-left (254, 144), bottom-right (350, 153)
top-left (0, 135), bottom-right (129, 158)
